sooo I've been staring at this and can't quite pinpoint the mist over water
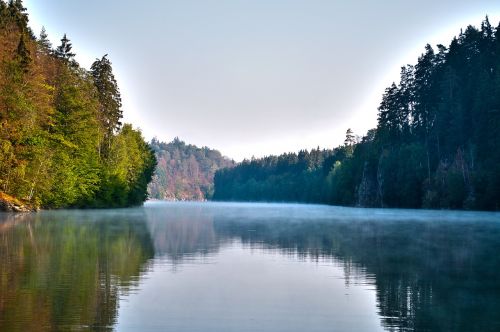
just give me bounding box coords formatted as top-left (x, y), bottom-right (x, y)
top-left (1, 202), bottom-right (499, 331)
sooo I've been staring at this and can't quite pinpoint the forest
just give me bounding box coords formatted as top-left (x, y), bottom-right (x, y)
top-left (0, 0), bottom-right (156, 209)
top-left (214, 17), bottom-right (500, 211)
top-left (2, 1), bottom-right (499, 211)
top-left (148, 138), bottom-right (234, 201)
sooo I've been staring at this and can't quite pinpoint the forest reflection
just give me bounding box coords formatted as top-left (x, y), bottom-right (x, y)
top-left (0, 209), bottom-right (154, 331)
top-left (1, 203), bottom-right (500, 331)
top-left (146, 203), bottom-right (500, 332)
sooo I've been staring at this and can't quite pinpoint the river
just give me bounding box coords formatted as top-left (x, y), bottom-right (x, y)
top-left (1, 202), bottom-right (499, 331)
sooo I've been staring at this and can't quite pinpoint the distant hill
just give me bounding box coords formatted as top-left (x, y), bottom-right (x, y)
top-left (148, 138), bottom-right (234, 201)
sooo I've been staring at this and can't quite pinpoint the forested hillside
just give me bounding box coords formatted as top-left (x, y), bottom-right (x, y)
top-left (0, 0), bottom-right (156, 209)
top-left (148, 138), bottom-right (234, 201)
top-left (213, 148), bottom-right (335, 203)
top-left (214, 17), bottom-right (500, 211)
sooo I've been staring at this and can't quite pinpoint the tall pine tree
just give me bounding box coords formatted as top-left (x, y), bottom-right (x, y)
top-left (37, 26), bottom-right (52, 53)
top-left (90, 54), bottom-right (123, 156)
top-left (55, 34), bottom-right (76, 66)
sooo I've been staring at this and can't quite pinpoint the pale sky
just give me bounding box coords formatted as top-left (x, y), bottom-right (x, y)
top-left (25, 0), bottom-right (500, 161)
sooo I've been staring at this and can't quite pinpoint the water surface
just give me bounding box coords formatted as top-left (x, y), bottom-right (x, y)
top-left (1, 202), bottom-right (499, 331)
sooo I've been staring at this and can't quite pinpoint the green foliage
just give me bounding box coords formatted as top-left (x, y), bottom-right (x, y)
top-left (0, 0), bottom-right (156, 209)
top-left (37, 26), bottom-right (51, 53)
top-left (54, 33), bottom-right (76, 65)
top-left (214, 17), bottom-right (500, 211)
top-left (15, 34), bottom-right (30, 71)
top-left (93, 125), bottom-right (157, 207)
top-left (90, 54), bottom-right (122, 156)
top-left (213, 148), bottom-right (332, 203)
top-left (0, 211), bottom-right (154, 330)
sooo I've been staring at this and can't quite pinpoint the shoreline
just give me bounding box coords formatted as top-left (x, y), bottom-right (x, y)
top-left (0, 192), bottom-right (38, 213)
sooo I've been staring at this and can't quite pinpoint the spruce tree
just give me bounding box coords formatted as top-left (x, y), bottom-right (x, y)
top-left (0, 2), bottom-right (7, 26)
top-left (38, 26), bottom-right (52, 53)
top-left (55, 34), bottom-right (76, 65)
top-left (8, 0), bottom-right (28, 31)
top-left (16, 34), bottom-right (31, 72)
top-left (90, 54), bottom-right (123, 156)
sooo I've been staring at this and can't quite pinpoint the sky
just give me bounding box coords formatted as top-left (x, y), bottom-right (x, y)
top-left (24, 0), bottom-right (500, 161)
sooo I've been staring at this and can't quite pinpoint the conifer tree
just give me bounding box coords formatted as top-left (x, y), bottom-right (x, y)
top-left (15, 34), bottom-right (31, 72)
top-left (8, 0), bottom-right (28, 30)
top-left (55, 34), bottom-right (76, 65)
top-left (344, 128), bottom-right (356, 146)
top-left (0, 0), bottom-right (156, 209)
top-left (37, 26), bottom-right (52, 53)
top-left (90, 54), bottom-right (123, 155)
top-left (0, 2), bottom-right (7, 25)
top-left (344, 128), bottom-right (356, 156)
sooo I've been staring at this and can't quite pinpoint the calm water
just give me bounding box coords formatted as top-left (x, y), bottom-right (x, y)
top-left (1, 202), bottom-right (499, 331)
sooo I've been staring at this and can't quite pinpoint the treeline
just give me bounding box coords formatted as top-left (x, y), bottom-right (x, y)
top-left (214, 17), bottom-right (500, 211)
top-left (214, 148), bottom-right (334, 203)
top-left (149, 138), bottom-right (234, 201)
top-left (0, 0), bottom-right (156, 208)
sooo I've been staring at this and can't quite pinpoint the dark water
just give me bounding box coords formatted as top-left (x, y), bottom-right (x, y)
top-left (1, 202), bottom-right (499, 331)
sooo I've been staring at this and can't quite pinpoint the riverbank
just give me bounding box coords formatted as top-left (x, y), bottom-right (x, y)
top-left (0, 192), bottom-right (37, 212)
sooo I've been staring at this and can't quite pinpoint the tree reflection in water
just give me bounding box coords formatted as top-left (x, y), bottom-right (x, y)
top-left (0, 209), bottom-right (154, 331)
top-left (1, 203), bottom-right (499, 331)
top-left (209, 206), bottom-right (500, 332)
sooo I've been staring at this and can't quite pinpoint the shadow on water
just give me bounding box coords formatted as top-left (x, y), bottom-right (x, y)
top-left (1, 202), bottom-right (500, 331)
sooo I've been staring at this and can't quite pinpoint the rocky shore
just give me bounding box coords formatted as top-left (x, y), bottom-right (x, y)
top-left (0, 193), bottom-right (37, 212)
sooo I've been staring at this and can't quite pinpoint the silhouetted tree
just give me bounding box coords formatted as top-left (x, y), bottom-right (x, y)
top-left (55, 33), bottom-right (76, 65)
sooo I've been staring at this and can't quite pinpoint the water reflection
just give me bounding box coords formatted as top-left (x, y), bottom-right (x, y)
top-left (143, 202), bottom-right (500, 331)
top-left (1, 203), bottom-right (500, 331)
top-left (0, 209), bottom-right (154, 331)
top-left (145, 203), bottom-right (219, 262)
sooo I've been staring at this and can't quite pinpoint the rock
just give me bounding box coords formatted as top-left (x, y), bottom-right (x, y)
top-left (0, 193), bottom-right (37, 213)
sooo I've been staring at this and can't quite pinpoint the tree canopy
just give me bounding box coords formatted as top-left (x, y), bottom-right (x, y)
top-left (214, 17), bottom-right (500, 211)
top-left (0, 0), bottom-right (156, 209)
top-left (149, 138), bottom-right (234, 201)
